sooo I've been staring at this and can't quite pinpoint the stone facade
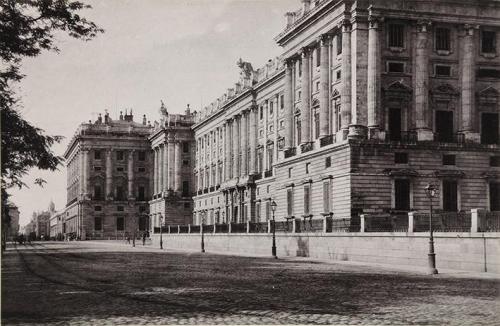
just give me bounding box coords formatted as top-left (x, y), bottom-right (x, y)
top-left (149, 104), bottom-right (195, 227)
top-left (64, 111), bottom-right (153, 239)
top-left (192, 0), bottom-right (500, 227)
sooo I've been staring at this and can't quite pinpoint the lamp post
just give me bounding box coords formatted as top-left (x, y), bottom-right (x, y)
top-left (271, 200), bottom-right (277, 259)
top-left (159, 213), bottom-right (163, 250)
top-left (424, 184), bottom-right (438, 275)
top-left (201, 211), bottom-right (206, 253)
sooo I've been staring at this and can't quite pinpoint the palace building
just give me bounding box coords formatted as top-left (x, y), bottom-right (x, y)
top-left (191, 0), bottom-right (500, 227)
top-left (65, 0), bottom-right (500, 238)
top-left (64, 111), bottom-right (153, 239)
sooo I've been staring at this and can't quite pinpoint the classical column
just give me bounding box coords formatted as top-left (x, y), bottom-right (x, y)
top-left (367, 16), bottom-right (381, 139)
top-left (348, 16), bottom-right (369, 139)
top-left (300, 47), bottom-right (312, 145)
top-left (232, 115), bottom-right (240, 178)
top-left (340, 20), bottom-right (352, 138)
top-left (284, 59), bottom-right (294, 149)
top-left (163, 140), bottom-right (168, 192)
top-left (319, 34), bottom-right (331, 139)
top-left (225, 120), bottom-right (232, 180)
top-left (105, 149), bottom-right (113, 199)
top-left (127, 150), bottom-right (134, 199)
top-left (82, 148), bottom-right (89, 198)
top-left (159, 145), bottom-right (164, 193)
top-left (215, 128), bottom-right (220, 185)
top-left (174, 141), bottom-right (182, 193)
top-left (263, 101), bottom-right (268, 173)
top-left (249, 106), bottom-right (257, 174)
top-left (241, 112), bottom-right (248, 177)
top-left (168, 135), bottom-right (175, 190)
top-left (460, 24), bottom-right (479, 142)
top-left (152, 148), bottom-right (157, 195)
top-left (273, 95), bottom-right (279, 164)
top-left (415, 20), bottom-right (433, 141)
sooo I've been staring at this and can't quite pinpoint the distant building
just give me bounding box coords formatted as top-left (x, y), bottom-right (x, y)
top-left (49, 209), bottom-right (65, 240)
top-left (64, 110), bottom-right (153, 239)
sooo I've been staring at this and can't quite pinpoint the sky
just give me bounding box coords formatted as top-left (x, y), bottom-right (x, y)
top-left (10, 0), bottom-right (299, 227)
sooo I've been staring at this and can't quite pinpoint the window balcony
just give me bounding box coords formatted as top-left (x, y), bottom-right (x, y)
top-left (320, 134), bottom-right (335, 147)
top-left (434, 132), bottom-right (465, 144)
top-left (264, 170), bottom-right (273, 178)
top-left (284, 147), bottom-right (296, 158)
top-left (300, 142), bottom-right (313, 153)
top-left (385, 131), bottom-right (417, 143)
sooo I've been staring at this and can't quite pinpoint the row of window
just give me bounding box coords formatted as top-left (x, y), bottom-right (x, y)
top-left (93, 215), bottom-right (149, 232)
top-left (93, 185), bottom-right (147, 201)
top-left (94, 150), bottom-right (147, 161)
top-left (285, 180), bottom-right (500, 216)
top-left (388, 24), bottom-right (496, 54)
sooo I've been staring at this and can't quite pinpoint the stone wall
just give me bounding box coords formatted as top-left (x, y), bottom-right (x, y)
top-left (151, 232), bottom-right (500, 273)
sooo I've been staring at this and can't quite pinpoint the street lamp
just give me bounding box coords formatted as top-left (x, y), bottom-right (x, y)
top-left (424, 184), bottom-right (438, 275)
top-left (201, 211), bottom-right (206, 253)
top-left (159, 213), bottom-right (163, 250)
top-left (271, 200), bottom-right (277, 259)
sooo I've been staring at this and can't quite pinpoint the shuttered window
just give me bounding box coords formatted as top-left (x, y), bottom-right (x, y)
top-left (323, 181), bottom-right (330, 213)
top-left (394, 179), bottom-right (410, 210)
top-left (304, 184), bottom-right (311, 215)
top-left (443, 180), bottom-right (458, 212)
top-left (287, 188), bottom-right (293, 216)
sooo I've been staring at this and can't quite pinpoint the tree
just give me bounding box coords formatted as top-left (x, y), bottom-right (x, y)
top-left (1, 0), bottom-right (103, 251)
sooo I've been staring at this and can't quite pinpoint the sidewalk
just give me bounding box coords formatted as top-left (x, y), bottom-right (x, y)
top-left (82, 240), bottom-right (500, 280)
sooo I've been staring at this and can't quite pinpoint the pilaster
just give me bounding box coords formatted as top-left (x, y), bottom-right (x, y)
top-left (340, 19), bottom-right (352, 140)
top-left (284, 59), bottom-right (294, 149)
top-left (319, 34), bottom-right (331, 139)
top-left (415, 20), bottom-right (433, 141)
top-left (367, 15), bottom-right (382, 139)
top-left (300, 47), bottom-right (312, 145)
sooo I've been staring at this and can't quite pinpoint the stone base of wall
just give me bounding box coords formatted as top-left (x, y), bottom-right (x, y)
top-left (151, 232), bottom-right (500, 274)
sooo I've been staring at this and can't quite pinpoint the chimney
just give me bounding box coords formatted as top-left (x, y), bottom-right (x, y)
top-left (142, 114), bottom-right (147, 125)
top-left (185, 104), bottom-right (191, 116)
top-left (302, 0), bottom-right (311, 14)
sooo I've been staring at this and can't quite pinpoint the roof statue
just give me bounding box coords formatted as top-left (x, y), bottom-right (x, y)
top-left (237, 58), bottom-right (255, 87)
top-left (160, 100), bottom-right (168, 117)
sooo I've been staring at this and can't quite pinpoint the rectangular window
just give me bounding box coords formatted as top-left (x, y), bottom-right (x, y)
top-left (183, 142), bottom-right (189, 153)
top-left (116, 151), bottom-right (124, 161)
top-left (116, 186), bottom-right (125, 201)
top-left (94, 166), bottom-right (102, 172)
top-left (395, 152), bottom-right (408, 164)
top-left (94, 206), bottom-right (102, 212)
top-left (387, 61), bottom-right (405, 73)
top-left (269, 101), bottom-right (274, 115)
top-left (481, 113), bottom-right (499, 145)
top-left (336, 70), bottom-right (341, 80)
top-left (482, 31), bottom-right (496, 53)
top-left (304, 184), bottom-right (311, 215)
top-left (265, 201), bottom-right (271, 221)
top-left (435, 28), bottom-right (450, 51)
top-left (477, 68), bottom-right (500, 79)
top-left (94, 185), bottom-right (102, 200)
top-left (138, 186), bottom-right (145, 201)
top-left (260, 106), bottom-right (264, 120)
top-left (435, 110), bottom-right (454, 142)
top-left (316, 47), bottom-right (321, 67)
top-left (337, 33), bottom-right (342, 55)
top-left (435, 65), bottom-right (451, 77)
top-left (288, 167), bottom-right (293, 178)
top-left (443, 180), bottom-right (458, 212)
top-left (117, 167), bottom-right (124, 172)
top-left (388, 24), bottom-right (404, 48)
top-left (117, 206), bottom-right (124, 212)
top-left (138, 151), bottom-right (146, 161)
top-left (287, 188), bottom-right (294, 216)
top-left (280, 95), bottom-right (284, 110)
top-left (182, 181), bottom-right (189, 197)
top-left (94, 216), bottom-right (102, 231)
top-left (490, 156), bottom-right (500, 167)
top-left (94, 150), bottom-right (101, 160)
top-left (394, 179), bottom-right (410, 211)
top-left (325, 157), bottom-right (331, 168)
top-left (490, 182), bottom-right (500, 211)
top-left (305, 162), bottom-right (310, 174)
top-left (116, 217), bottom-right (124, 231)
top-left (139, 205), bottom-right (146, 213)
top-left (138, 167), bottom-right (146, 173)
top-left (442, 154), bottom-right (456, 166)
top-left (323, 181), bottom-right (330, 213)
top-left (182, 159), bottom-right (189, 167)
top-left (256, 202), bottom-right (261, 221)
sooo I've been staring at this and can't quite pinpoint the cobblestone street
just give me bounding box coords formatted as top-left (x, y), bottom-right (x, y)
top-left (2, 242), bottom-right (499, 325)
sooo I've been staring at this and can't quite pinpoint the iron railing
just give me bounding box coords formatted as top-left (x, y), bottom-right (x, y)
top-left (479, 211), bottom-right (500, 232)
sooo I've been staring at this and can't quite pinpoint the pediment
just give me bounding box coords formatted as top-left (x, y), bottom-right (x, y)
top-left (433, 83), bottom-right (459, 96)
top-left (385, 168), bottom-right (418, 177)
top-left (478, 86), bottom-right (499, 105)
top-left (384, 81), bottom-right (412, 94)
top-left (434, 170), bottom-right (465, 178)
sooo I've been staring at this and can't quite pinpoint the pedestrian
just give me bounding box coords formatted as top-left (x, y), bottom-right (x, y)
top-left (126, 235), bottom-right (130, 244)
top-left (142, 232), bottom-right (146, 246)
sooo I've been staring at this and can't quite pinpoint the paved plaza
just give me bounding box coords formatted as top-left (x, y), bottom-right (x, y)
top-left (2, 242), bottom-right (499, 325)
